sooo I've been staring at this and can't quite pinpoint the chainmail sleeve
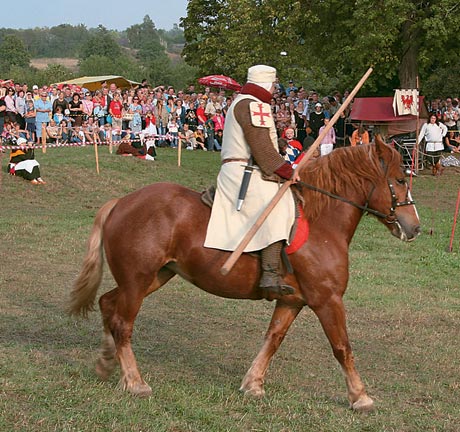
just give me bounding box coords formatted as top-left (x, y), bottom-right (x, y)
top-left (233, 99), bottom-right (290, 177)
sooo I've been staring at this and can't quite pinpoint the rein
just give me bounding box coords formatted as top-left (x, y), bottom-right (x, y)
top-left (297, 157), bottom-right (415, 223)
top-left (297, 180), bottom-right (390, 220)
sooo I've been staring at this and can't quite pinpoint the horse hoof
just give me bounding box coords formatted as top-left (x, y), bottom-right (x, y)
top-left (351, 395), bottom-right (375, 412)
top-left (239, 385), bottom-right (265, 398)
top-left (130, 383), bottom-right (152, 398)
top-left (119, 379), bottom-right (152, 397)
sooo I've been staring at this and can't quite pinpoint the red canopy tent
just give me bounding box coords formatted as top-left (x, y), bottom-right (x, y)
top-left (349, 96), bottom-right (429, 137)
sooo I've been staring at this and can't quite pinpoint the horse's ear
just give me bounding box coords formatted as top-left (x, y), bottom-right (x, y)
top-left (374, 134), bottom-right (391, 159)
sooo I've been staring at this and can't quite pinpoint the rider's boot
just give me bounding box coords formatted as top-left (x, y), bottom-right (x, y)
top-left (259, 241), bottom-right (295, 296)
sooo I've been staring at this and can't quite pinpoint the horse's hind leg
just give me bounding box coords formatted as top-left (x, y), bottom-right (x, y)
top-left (312, 296), bottom-right (374, 412)
top-left (240, 301), bottom-right (302, 397)
top-left (97, 267), bottom-right (175, 396)
top-left (96, 288), bottom-right (118, 380)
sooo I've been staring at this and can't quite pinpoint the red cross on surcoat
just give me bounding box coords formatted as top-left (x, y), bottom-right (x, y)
top-left (252, 103), bottom-right (271, 125)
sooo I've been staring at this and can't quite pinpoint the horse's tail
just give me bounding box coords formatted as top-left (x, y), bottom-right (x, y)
top-left (68, 198), bottom-right (119, 317)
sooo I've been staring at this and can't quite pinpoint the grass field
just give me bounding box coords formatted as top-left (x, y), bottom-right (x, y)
top-left (0, 145), bottom-right (459, 431)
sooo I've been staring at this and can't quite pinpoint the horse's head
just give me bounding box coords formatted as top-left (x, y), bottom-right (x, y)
top-left (369, 135), bottom-right (421, 241)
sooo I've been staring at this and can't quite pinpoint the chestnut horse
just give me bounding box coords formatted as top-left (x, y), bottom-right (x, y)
top-left (69, 136), bottom-right (420, 411)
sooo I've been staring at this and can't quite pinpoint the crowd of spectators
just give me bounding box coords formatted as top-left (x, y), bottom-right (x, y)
top-left (1, 78), bottom-right (460, 157)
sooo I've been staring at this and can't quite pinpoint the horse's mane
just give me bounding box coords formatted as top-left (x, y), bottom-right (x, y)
top-left (299, 145), bottom-right (384, 221)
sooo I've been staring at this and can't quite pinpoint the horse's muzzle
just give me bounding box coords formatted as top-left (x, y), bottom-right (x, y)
top-left (392, 220), bottom-right (421, 242)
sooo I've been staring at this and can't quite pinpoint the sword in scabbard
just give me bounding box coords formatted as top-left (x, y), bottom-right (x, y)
top-left (236, 157), bottom-right (256, 211)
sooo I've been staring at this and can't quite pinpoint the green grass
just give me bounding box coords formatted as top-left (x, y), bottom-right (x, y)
top-left (1, 146), bottom-right (459, 431)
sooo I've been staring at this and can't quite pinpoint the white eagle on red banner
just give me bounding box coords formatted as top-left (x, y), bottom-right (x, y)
top-left (393, 89), bottom-right (419, 116)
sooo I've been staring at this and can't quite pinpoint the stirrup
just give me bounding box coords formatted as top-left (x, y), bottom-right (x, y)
top-left (261, 284), bottom-right (295, 296)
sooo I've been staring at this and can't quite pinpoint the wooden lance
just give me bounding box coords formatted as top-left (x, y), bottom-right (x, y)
top-left (220, 67), bottom-right (374, 275)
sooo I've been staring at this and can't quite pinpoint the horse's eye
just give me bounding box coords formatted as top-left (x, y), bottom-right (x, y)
top-left (396, 178), bottom-right (406, 185)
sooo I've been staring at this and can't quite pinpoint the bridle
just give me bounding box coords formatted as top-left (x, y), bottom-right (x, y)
top-left (298, 157), bottom-right (416, 224)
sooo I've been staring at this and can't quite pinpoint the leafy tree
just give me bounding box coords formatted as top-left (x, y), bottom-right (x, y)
top-left (126, 15), bottom-right (159, 49)
top-left (126, 15), bottom-right (168, 63)
top-left (39, 64), bottom-right (74, 85)
top-left (182, 0), bottom-right (460, 95)
top-left (78, 25), bottom-right (122, 60)
top-left (0, 34), bottom-right (31, 74)
top-left (48, 24), bottom-right (90, 57)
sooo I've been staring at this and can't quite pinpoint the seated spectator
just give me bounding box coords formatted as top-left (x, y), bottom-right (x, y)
top-left (213, 128), bottom-right (223, 151)
top-left (350, 125), bottom-right (370, 146)
top-left (278, 137), bottom-right (302, 164)
top-left (1, 121), bottom-right (16, 145)
top-left (204, 115), bottom-right (215, 151)
top-left (178, 123), bottom-right (196, 150)
top-left (7, 138), bottom-right (46, 184)
top-left (68, 126), bottom-right (84, 144)
top-left (10, 122), bottom-right (28, 142)
top-left (194, 125), bottom-right (207, 150)
top-left (445, 130), bottom-right (460, 153)
top-left (116, 128), bottom-right (146, 158)
top-left (82, 117), bottom-right (101, 144)
top-left (99, 123), bottom-right (112, 144)
top-left (443, 104), bottom-right (458, 131)
top-left (60, 120), bottom-right (70, 143)
top-left (46, 119), bottom-right (62, 143)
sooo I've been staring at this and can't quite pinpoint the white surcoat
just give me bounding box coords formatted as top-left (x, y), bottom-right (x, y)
top-left (204, 93), bottom-right (295, 252)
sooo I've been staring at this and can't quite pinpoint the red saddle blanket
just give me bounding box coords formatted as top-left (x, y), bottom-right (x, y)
top-left (285, 205), bottom-right (309, 254)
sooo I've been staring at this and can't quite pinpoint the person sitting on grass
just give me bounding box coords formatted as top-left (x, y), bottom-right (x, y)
top-left (194, 125), bottom-right (207, 150)
top-left (82, 117), bottom-right (102, 144)
top-left (445, 130), bottom-right (460, 153)
top-left (178, 123), bottom-right (197, 150)
top-left (116, 127), bottom-right (146, 158)
top-left (46, 119), bottom-right (62, 143)
top-left (7, 138), bottom-right (46, 184)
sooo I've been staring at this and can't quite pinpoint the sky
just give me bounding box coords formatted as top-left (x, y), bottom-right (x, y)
top-left (6, 0), bottom-right (188, 31)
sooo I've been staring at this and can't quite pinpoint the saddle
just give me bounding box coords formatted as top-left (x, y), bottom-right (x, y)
top-left (201, 185), bottom-right (216, 208)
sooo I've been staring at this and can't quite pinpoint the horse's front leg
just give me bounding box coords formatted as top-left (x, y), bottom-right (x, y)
top-left (312, 295), bottom-right (374, 411)
top-left (240, 301), bottom-right (302, 397)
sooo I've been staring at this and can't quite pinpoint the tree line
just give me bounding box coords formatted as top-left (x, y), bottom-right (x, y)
top-left (2, 3), bottom-right (460, 99)
top-left (0, 16), bottom-right (196, 90)
top-left (181, 0), bottom-right (460, 98)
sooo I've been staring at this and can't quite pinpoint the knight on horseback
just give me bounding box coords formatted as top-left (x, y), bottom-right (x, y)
top-left (204, 65), bottom-right (299, 296)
